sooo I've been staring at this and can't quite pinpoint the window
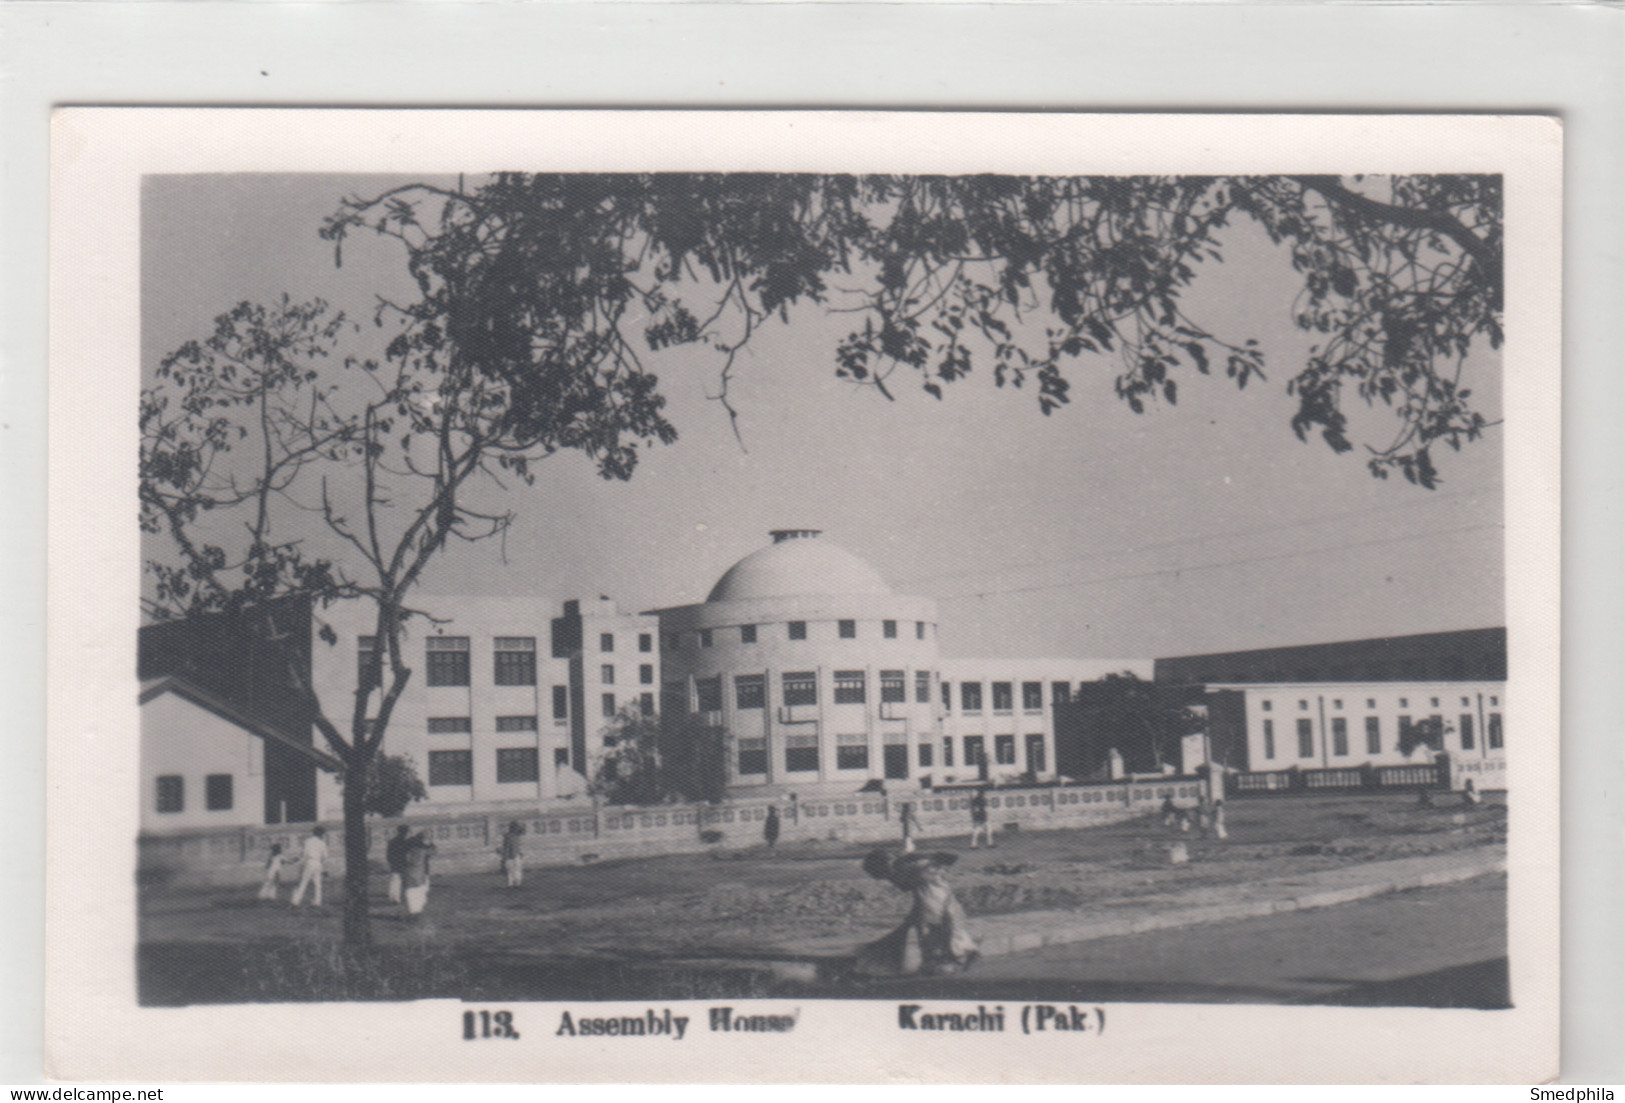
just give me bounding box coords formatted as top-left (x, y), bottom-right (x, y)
top-left (695, 677), bottom-right (722, 713)
top-left (788, 621), bottom-right (807, 641)
top-left (916, 671), bottom-right (932, 704)
top-left (1025, 733), bottom-right (1047, 773)
top-left (918, 742), bottom-right (934, 767)
top-left (880, 670), bottom-right (906, 703)
top-left (1461, 696), bottom-right (1471, 708)
top-left (1022, 682), bottom-right (1043, 711)
top-left (961, 682), bottom-right (983, 713)
top-left (741, 624), bottom-right (757, 644)
top-left (834, 671), bottom-right (867, 704)
top-left (156, 775), bottom-right (184, 813)
top-left (964, 736), bottom-right (987, 767)
top-left (426, 637), bottom-right (471, 686)
top-left (941, 681), bottom-right (952, 711)
top-left (881, 620), bottom-right (897, 639)
top-left (1297, 718), bottom-right (1315, 758)
top-left (735, 674), bottom-right (765, 710)
top-left (601, 693), bottom-right (616, 718)
top-left (600, 664), bottom-right (616, 685)
top-left (640, 663), bottom-right (654, 685)
top-left (497, 747), bottom-right (540, 783)
top-left (205, 774), bottom-right (233, 811)
top-left (836, 733), bottom-right (868, 770)
top-left (496, 715), bottom-right (538, 732)
top-left (1332, 699), bottom-right (1343, 710)
top-left (838, 619), bottom-right (856, 639)
top-left (358, 636), bottom-right (380, 690)
top-left (994, 734), bottom-right (1016, 765)
top-left (1051, 681), bottom-right (1071, 705)
top-left (737, 738), bottom-right (767, 775)
top-left (1399, 715), bottom-right (1414, 748)
top-left (640, 692), bottom-right (654, 717)
top-left (1459, 714), bottom-right (1476, 750)
top-left (1488, 713), bottom-right (1503, 749)
top-left (1399, 698), bottom-right (1409, 708)
top-left (1331, 717), bottom-right (1349, 757)
top-left (992, 682), bottom-right (1013, 712)
top-left (1428, 714), bottom-right (1445, 749)
top-left (639, 633), bottom-right (653, 653)
top-left (1430, 697), bottom-right (1440, 708)
top-left (783, 671), bottom-right (817, 707)
top-left (428, 750), bottom-right (473, 786)
top-left (942, 737), bottom-right (955, 767)
top-left (785, 734), bottom-right (819, 772)
top-left (552, 685), bottom-right (569, 721)
top-left (1262, 720), bottom-right (1275, 759)
top-left (600, 632), bottom-right (615, 653)
top-left (493, 637), bottom-right (537, 686)
top-left (1365, 716), bottom-right (1381, 754)
top-left (700, 629), bottom-right (712, 648)
top-left (1261, 700), bottom-right (1273, 712)
top-left (428, 716), bottom-right (472, 733)
top-left (916, 621), bottom-right (926, 640)
top-left (1367, 699), bottom-right (1377, 709)
top-left (1298, 700), bottom-right (1309, 711)
top-left (554, 748), bottom-right (570, 767)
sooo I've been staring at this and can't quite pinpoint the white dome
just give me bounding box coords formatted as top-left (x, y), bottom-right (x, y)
top-left (707, 531), bottom-right (892, 603)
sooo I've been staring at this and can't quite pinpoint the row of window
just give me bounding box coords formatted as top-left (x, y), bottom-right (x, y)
top-left (667, 619), bottom-right (932, 651)
top-left (1260, 694), bottom-right (1501, 712)
top-left (1186, 653), bottom-right (1505, 683)
top-left (1260, 712), bottom-right (1504, 759)
top-left (427, 690), bottom-right (658, 734)
top-left (154, 773), bottom-right (234, 813)
top-left (670, 670), bottom-right (936, 712)
top-left (732, 733), bottom-right (1047, 776)
top-left (944, 680), bottom-right (1067, 713)
top-left (362, 635), bottom-right (660, 688)
top-left (427, 746), bottom-right (572, 787)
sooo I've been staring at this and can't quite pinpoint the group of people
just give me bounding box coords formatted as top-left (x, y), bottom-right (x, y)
top-left (256, 821), bottom-right (441, 917)
top-left (257, 825), bottom-right (331, 907)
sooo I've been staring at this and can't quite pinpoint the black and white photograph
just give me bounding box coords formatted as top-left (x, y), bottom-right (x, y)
top-left (49, 109), bottom-right (1561, 1083)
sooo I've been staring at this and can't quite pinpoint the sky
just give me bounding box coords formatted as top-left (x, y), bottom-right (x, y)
top-left (141, 173), bottom-right (1504, 661)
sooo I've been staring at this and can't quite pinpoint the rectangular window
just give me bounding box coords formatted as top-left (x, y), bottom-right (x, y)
top-left (156, 775), bottom-right (184, 813)
top-left (496, 715), bottom-right (538, 732)
top-left (1052, 681), bottom-right (1071, 705)
top-left (918, 742), bottom-right (934, 767)
top-left (961, 682), bottom-right (983, 713)
top-left (994, 734), bottom-right (1016, 765)
top-left (700, 629), bottom-right (713, 648)
top-left (1297, 718), bottom-right (1315, 758)
top-left (357, 636), bottom-right (380, 690)
top-left (600, 632), bottom-right (615, 653)
top-left (964, 735), bottom-right (987, 767)
top-left (552, 685), bottom-right (569, 721)
top-left (1488, 713), bottom-right (1503, 749)
top-left (838, 619), bottom-right (857, 639)
top-left (1460, 714), bottom-right (1476, 750)
top-left (601, 692), bottom-right (616, 718)
top-left (496, 747), bottom-right (540, 783)
top-left (941, 681), bottom-right (953, 711)
top-left (788, 621), bottom-right (807, 641)
top-left (737, 738), bottom-right (768, 775)
top-left (205, 773), bottom-right (233, 811)
top-left (554, 748), bottom-right (570, 767)
top-left (639, 633), bottom-right (653, 653)
top-left (1026, 733), bottom-right (1047, 773)
top-left (640, 692), bottom-right (655, 717)
top-left (427, 716), bottom-right (472, 733)
top-left (741, 624), bottom-right (757, 644)
top-left (836, 734), bottom-right (869, 770)
top-left (1365, 715), bottom-right (1381, 754)
top-left (695, 676), bottom-right (722, 713)
top-left (1022, 682), bottom-right (1043, 711)
top-left (1399, 715), bottom-right (1413, 749)
top-left (426, 636), bottom-right (471, 686)
top-left (834, 671), bottom-right (867, 704)
top-left (916, 671), bottom-right (931, 704)
top-left (493, 637), bottom-right (537, 686)
top-left (992, 682), bottom-right (1013, 712)
top-left (600, 663), bottom-right (616, 685)
top-left (880, 670), bottom-right (906, 703)
top-left (883, 620), bottom-right (898, 639)
top-left (428, 750), bottom-right (473, 787)
top-left (785, 734), bottom-right (819, 773)
top-left (1262, 700), bottom-right (1273, 712)
top-left (1331, 717), bottom-right (1349, 757)
top-left (942, 737), bottom-right (955, 767)
top-left (640, 663), bottom-right (654, 685)
top-left (1428, 714), bottom-right (1445, 749)
top-left (783, 671), bottom-right (817, 707)
top-left (735, 674), bottom-right (765, 710)
top-left (1262, 719), bottom-right (1275, 759)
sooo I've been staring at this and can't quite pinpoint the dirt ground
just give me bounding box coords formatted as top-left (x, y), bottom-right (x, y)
top-left (139, 791), bottom-right (1505, 1003)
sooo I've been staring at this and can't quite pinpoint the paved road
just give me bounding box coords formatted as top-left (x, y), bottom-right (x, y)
top-left (844, 873), bottom-right (1508, 1008)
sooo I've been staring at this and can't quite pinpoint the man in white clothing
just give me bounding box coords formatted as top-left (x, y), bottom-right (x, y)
top-left (291, 825), bottom-right (329, 907)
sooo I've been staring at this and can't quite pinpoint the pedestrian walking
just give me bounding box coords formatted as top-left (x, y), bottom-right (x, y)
top-left (385, 825), bottom-right (410, 904)
top-left (1160, 795), bottom-right (1179, 828)
top-left (290, 826), bottom-right (328, 907)
top-left (500, 821), bottom-right (525, 888)
top-left (763, 805), bottom-right (781, 849)
top-left (402, 831), bottom-right (435, 917)
top-left (853, 849), bottom-right (979, 977)
top-left (900, 801), bottom-right (922, 853)
top-left (257, 843), bottom-right (285, 902)
top-left (968, 788), bottom-right (993, 848)
top-left (1462, 779), bottom-right (1483, 806)
top-left (1210, 799), bottom-right (1228, 840)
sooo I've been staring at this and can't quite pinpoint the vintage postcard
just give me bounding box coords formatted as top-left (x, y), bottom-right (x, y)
top-left (48, 109), bottom-right (1560, 1083)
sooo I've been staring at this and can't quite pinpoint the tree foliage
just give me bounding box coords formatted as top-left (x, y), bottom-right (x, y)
top-left (323, 173), bottom-right (1501, 486)
top-left (590, 707), bottom-right (727, 806)
top-left (347, 753), bottom-right (428, 819)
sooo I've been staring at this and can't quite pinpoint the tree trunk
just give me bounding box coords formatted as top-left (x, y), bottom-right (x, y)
top-left (341, 773), bottom-right (372, 948)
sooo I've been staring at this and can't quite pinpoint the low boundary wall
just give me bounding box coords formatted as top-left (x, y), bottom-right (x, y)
top-left (139, 778), bottom-right (1207, 887)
